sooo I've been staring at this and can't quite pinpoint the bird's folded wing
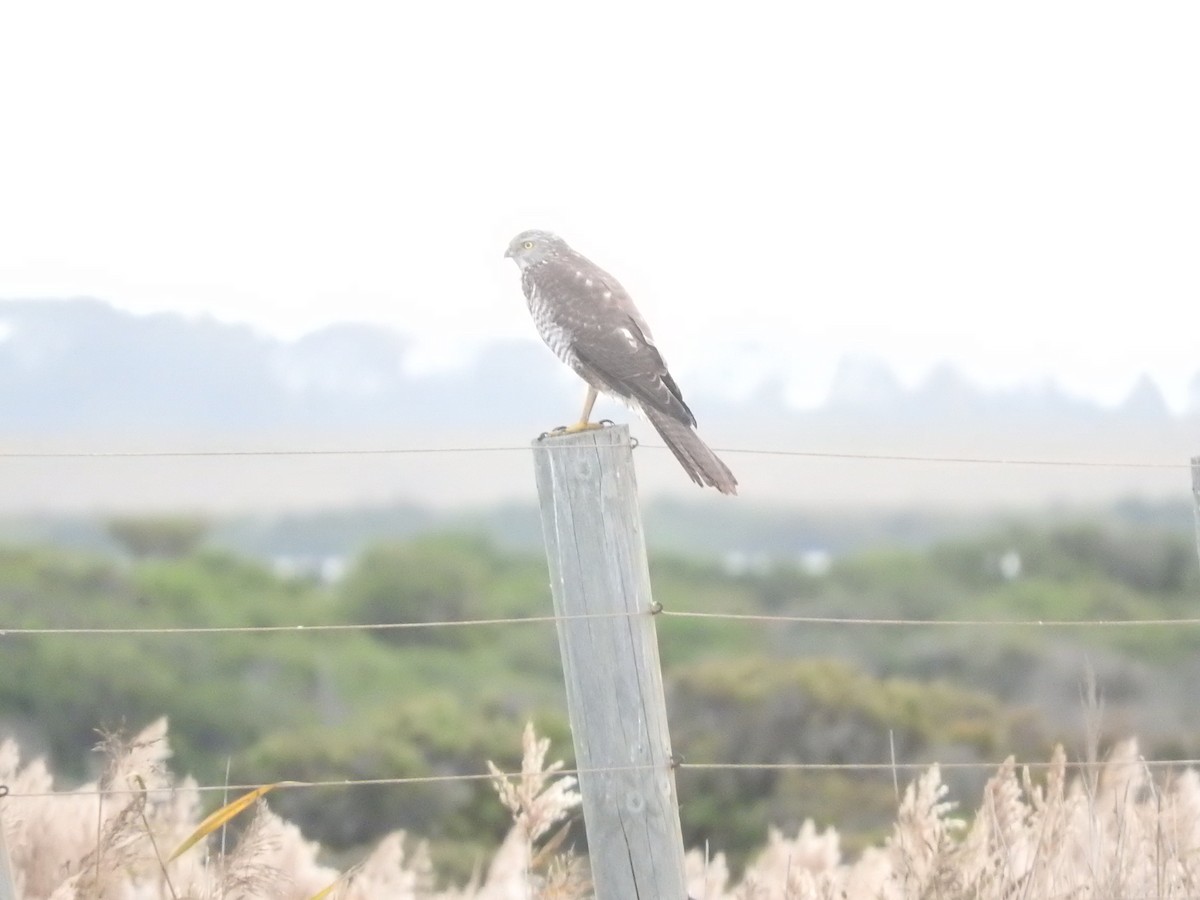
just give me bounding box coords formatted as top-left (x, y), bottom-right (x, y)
top-left (572, 332), bottom-right (696, 427)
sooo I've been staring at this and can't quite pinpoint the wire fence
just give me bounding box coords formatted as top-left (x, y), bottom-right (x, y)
top-left (0, 442), bottom-right (1193, 469)
top-left (4, 607), bottom-right (1200, 638)
top-left (7, 754), bottom-right (1200, 802)
top-left (2, 445), bottom-right (1199, 810)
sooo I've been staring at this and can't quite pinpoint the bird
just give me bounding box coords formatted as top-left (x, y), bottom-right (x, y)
top-left (504, 229), bottom-right (737, 495)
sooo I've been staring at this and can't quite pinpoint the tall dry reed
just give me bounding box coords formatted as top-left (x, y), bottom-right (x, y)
top-left (2, 720), bottom-right (1198, 899)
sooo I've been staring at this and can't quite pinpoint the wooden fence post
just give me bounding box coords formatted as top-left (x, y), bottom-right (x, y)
top-left (531, 424), bottom-right (688, 900)
top-left (1192, 456), bottom-right (1200, 566)
top-left (0, 791), bottom-right (16, 900)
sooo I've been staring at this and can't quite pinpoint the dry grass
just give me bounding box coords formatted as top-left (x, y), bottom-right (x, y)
top-left (687, 740), bottom-right (1200, 900)
top-left (2, 720), bottom-right (1199, 899)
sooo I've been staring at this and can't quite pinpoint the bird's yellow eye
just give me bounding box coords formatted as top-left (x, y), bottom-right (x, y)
top-left (522, 240), bottom-right (535, 250)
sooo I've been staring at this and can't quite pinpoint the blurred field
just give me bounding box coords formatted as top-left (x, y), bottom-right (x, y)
top-left (1, 510), bottom-right (1197, 883)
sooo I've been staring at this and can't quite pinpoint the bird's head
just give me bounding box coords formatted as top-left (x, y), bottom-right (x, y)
top-left (504, 230), bottom-right (567, 269)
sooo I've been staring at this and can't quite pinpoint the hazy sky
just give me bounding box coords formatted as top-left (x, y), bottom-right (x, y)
top-left (1, 2), bottom-right (1197, 409)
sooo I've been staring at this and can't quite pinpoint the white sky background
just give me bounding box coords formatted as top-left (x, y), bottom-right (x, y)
top-left (0, 2), bottom-right (1197, 410)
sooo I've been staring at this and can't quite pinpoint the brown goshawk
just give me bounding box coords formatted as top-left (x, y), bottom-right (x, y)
top-left (505, 229), bottom-right (737, 495)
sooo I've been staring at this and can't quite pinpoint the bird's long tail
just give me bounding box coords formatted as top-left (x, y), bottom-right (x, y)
top-left (643, 407), bottom-right (738, 495)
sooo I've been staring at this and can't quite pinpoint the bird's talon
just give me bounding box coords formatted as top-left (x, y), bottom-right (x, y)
top-left (542, 421), bottom-right (607, 435)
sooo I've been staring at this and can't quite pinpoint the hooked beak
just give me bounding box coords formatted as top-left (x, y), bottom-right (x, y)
top-left (503, 247), bottom-right (513, 259)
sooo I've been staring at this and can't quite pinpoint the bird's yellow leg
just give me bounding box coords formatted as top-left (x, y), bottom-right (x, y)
top-left (554, 386), bottom-right (605, 434)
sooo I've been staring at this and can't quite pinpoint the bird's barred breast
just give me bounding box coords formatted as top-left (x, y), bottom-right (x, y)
top-left (525, 283), bottom-right (580, 369)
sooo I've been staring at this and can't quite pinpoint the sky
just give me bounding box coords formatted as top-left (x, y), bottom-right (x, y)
top-left (1, 2), bottom-right (1197, 410)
